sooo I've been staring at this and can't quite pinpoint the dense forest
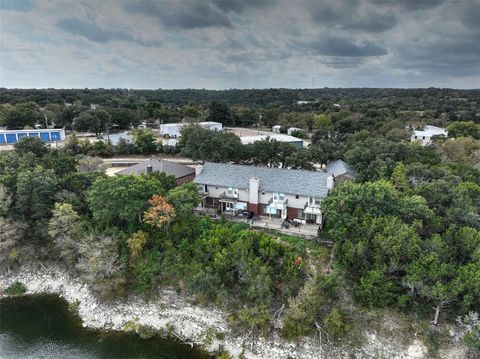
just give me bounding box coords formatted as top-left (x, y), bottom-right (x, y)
top-left (1, 87), bottom-right (480, 357)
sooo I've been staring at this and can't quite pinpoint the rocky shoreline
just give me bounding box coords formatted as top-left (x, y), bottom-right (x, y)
top-left (0, 265), bottom-right (466, 359)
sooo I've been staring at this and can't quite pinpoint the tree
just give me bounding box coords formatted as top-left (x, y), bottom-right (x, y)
top-left (127, 231), bottom-right (149, 267)
top-left (48, 203), bottom-right (83, 265)
top-left (207, 101), bottom-right (233, 126)
top-left (77, 156), bottom-right (106, 173)
top-left (406, 250), bottom-right (460, 325)
top-left (0, 184), bottom-right (13, 216)
top-left (167, 183), bottom-right (201, 219)
top-left (447, 121), bottom-right (480, 140)
top-left (243, 138), bottom-right (298, 168)
top-left (132, 129), bottom-right (157, 155)
top-left (76, 234), bottom-right (127, 300)
top-left (73, 109), bottom-right (111, 134)
top-left (178, 125), bottom-right (243, 162)
top-left (0, 218), bottom-right (26, 272)
top-left (14, 137), bottom-right (49, 157)
top-left (143, 195), bottom-right (176, 230)
top-left (4, 102), bottom-right (41, 129)
top-left (15, 166), bottom-right (58, 221)
top-left (88, 175), bottom-right (169, 228)
top-left (108, 108), bottom-right (134, 129)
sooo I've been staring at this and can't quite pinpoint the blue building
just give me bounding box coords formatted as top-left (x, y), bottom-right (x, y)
top-left (0, 129), bottom-right (66, 145)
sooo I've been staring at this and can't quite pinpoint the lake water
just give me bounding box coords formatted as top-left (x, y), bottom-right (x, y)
top-left (0, 295), bottom-right (210, 359)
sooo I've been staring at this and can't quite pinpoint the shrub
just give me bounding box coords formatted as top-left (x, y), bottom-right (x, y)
top-left (228, 304), bottom-right (271, 334)
top-left (138, 325), bottom-right (158, 339)
top-left (324, 308), bottom-right (350, 338)
top-left (4, 281), bottom-right (27, 296)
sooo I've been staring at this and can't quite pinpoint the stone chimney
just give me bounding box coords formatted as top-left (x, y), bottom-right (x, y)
top-left (195, 164), bottom-right (204, 176)
top-left (249, 177), bottom-right (260, 204)
top-left (327, 174), bottom-right (335, 191)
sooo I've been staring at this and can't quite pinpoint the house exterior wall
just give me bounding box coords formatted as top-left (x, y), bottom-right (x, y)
top-left (200, 183), bottom-right (321, 222)
top-left (175, 173), bottom-right (195, 185)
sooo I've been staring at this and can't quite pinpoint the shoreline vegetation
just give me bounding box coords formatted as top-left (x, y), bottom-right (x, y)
top-left (0, 265), bottom-right (466, 359)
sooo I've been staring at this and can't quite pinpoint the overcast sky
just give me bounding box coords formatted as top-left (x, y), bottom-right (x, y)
top-left (1, 0), bottom-right (479, 89)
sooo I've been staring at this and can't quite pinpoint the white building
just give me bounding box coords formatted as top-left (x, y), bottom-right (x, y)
top-left (240, 134), bottom-right (304, 149)
top-left (272, 125), bottom-right (281, 133)
top-left (194, 162), bottom-right (335, 225)
top-left (287, 127), bottom-right (303, 135)
top-left (159, 121), bottom-right (223, 138)
top-left (411, 125), bottom-right (447, 146)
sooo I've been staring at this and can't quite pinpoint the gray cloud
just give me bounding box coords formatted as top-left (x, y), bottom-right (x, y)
top-left (306, 37), bottom-right (388, 57)
top-left (125, 0), bottom-right (233, 29)
top-left (1, 0), bottom-right (480, 88)
top-left (56, 18), bottom-right (161, 46)
top-left (212, 0), bottom-right (276, 13)
top-left (310, 1), bottom-right (398, 33)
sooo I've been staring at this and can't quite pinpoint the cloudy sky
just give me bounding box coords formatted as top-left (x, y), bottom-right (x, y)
top-left (1, 0), bottom-right (479, 89)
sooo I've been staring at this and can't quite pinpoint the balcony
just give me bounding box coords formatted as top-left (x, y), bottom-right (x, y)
top-left (220, 191), bottom-right (238, 202)
top-left (267, 197), bottom-right (288, 210)
top-left (304, 201), bottom-right (321, 215)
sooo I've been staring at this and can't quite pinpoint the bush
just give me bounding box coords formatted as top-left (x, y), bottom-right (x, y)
top-left (4, 281), bottom-right (27, 296)
top-left (228, 304), bottom-right (271, 334)
top-left (324, 308), bottom-right (350, 337)
top-left (138, 325), bottom-right (158, 339)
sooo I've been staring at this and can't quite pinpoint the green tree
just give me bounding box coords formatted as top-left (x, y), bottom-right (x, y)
top-left (207, 101), bottom-right (233, 126)
top-left (447, 121), bottom-right (480, 140)
top-left (88, 175), bottom-right (169, 228)
top-left (4, 102), bottom-right (41, 129)
top-left (15, 166), bottom-right (58, 221)
top-left (132, 129), bottom-right (157, 155)
top-left (167, 183), bottom-right (201, 219)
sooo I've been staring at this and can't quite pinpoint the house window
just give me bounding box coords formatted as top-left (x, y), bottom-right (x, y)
top-left (205, 197), bottom-right (215, 206)
top-left (228, 187), bottom-right (233, 195)
top-left (297, 209), bottom-right (304, 219)
top-left (295, 195), bottom-right (299, 199)
top-left (274, 192), bottom-right (285, 201)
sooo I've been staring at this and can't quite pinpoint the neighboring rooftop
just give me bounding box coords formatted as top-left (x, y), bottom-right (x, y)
top-left (413, 125), bottom-right (447, 137)
top-left (116, 159), bottom-right (194, 179)
top-left (240, 134), bottom-right (303, 145)
top-left (326, 159), bottom-right (357, 178)
top-left (194, 162), bottom-right (332, 198)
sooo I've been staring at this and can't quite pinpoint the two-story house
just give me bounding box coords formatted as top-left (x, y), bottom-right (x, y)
top-left (193, 162), bottom-right (335, 225)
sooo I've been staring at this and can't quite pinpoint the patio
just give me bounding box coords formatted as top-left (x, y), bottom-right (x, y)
top-left (193, 207), bottom-right (320, 239)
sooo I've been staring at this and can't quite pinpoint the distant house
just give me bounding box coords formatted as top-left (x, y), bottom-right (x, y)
top-left (194, 162), bottom-right (335, 225)
top-left (116, 159), bottom-right (195, 185)
top-left (411, 125), bottom-right (447, 146)
top-left (287, 127), bottom-right (303, 135)
top-left (326, 159), bottom-right (357, 182)
top-left (0, 129), bottom-right (65, 145)
top-left (240, 134), bottom-right (304, 149)
top-left (90, 104), bottom-right (97, 110)
top-left (159, 122), bottom-right (223, 138)
top-left (296, 100), bottom-right (312, 105)
top-left (272, 125), bottom-right (281, 133)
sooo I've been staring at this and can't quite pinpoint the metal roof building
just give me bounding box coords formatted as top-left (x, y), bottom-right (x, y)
top-left (0, 129), bottom-right (65, 145)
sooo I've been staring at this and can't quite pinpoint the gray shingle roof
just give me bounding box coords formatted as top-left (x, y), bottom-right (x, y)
top-left (117, 159), bottom-right (195, 179)
top-left (326, 159), bottom-right (357, 178)
top-left (194, 162), bottom-right (332, 198)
